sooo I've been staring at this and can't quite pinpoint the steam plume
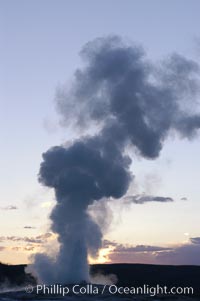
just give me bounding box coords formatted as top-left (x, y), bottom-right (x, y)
top-left (31, 36), bottom-right (200, 284)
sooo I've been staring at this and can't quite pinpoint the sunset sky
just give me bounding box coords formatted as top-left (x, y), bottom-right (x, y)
top-left (1, 0), bottom-right (200, 265)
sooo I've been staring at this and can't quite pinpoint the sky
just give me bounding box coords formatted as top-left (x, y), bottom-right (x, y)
top-left (0, 0), bottom-right (200, 265)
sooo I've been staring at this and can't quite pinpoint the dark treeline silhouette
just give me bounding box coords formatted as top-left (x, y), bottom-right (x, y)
top-left (0, 262), bottom-right (35, 287)
top-left (0, 262), bottom-right (200, 296)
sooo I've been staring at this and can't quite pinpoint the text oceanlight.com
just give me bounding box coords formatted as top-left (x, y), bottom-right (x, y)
top-left (25, 284), bottom-right (194, 297)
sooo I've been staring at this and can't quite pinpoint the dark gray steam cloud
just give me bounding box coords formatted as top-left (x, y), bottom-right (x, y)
top-left (31, 36), bottom-right (200, 284)
top-left (57, 36), bottom-right (200, 158)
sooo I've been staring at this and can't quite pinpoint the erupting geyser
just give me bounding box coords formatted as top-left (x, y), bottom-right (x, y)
top-left (31, 36), bottom-right (200, 284)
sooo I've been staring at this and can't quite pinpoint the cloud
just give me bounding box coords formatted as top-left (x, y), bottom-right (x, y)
top-left (24, 246), bottom-right (35, 252)
top-left (0, 245), bottom-right (37, 252)
top-left (11, 245), bottom-right (37, 252)
top-left (180, 197), bottom-right (188, 201)
top-left (0, 233), bottom-right (52, 244)
top-left (103, 240), bottom-right (172, 253)
top-left (102, 239), bottom-right (118, 248)
top-left (190, 237), bottom-right (200, 244)
top-left (0, 233), bottom-right (53, 255)
top-left (113, 245), bottom-right (173, 253)
top-left (0, 205), bottom-right (18, 210)
top-left (156, 243), bottom-right (200, 265)
top-left (36, 233), bottom-right (52, 240)
top-left (106, 238), bottom-right (200, 265)
top-left (123, 195), bottom-right (174, 204)
top-left (6, 236), bottom-right (42, 243)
